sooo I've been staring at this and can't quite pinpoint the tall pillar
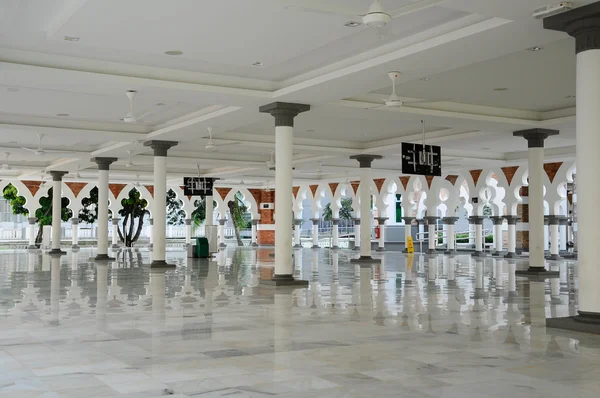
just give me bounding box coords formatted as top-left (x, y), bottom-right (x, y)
top-left (424, 216), bottom-right (439, 254)
top-left (218, 218), bottom-right (227, 248)
top-left (184, 218), bottom-right (192, 248)
top-left (544, 216), bottom-right (550, 254)
top-left (349, 154), bottom-right (383, 263)
top-left (143, 140), bottom-right (178, 268)
top-left (148, 218), bottom-right (153, 249)
top-left (376, 217), bottom-right (387, 252)
top-left (559, 216), bottom-right (568, 252)
top-left (91, 157), bottom-right (118, 261)
top-left (27, 217), bottom-right (37, 250)
top-left (504, 216), bottom-right (520, 258)
top-left (402, 217), bottom-right (415, 253)
top-left (353, 218), bottom-right (361, 251)
top-left (71, 218), bottom-right (80, 249)
top-left (47, 171), bottom-right (68, 255)
top-left (331, 218), bottom-right (340, 249)
top-left (441, 217), bottom-right (458, 254)
top-left (111, 218), bottom-right (120, 249)
top-left (513, 129), bottom-right (559, 274)
top-left (251, 219), bottom-right (259, 247)
top-left (547, 216), bottom-right (562, 260)
top-left (310, 218), bottom-right (320, 249)
top-left (293, 219), bottom-right (302, 248)
top-left (259, 101), bottom-right (309, 287)
top-left (490, 216), bottom-right (505, 255)
top-left (469, 216), bottom-right (487, 257)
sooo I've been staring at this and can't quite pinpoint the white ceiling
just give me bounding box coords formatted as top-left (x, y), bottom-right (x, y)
top-left (0, 0), bottom-right (586, 187)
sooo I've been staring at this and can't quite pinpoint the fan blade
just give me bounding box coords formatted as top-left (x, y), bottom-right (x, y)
top-left (375, 24), bottom-right (392, 40)
top-left (388, 0), bottom-right (445, 19)
top-left (365, 104), bottom-right (386, 110)
top-left (403, 98), bottom-right (452, 105)
top-left (215, 141), bottom-right (241, 147)
top-left (283, 1), bottom-right (360, 17)
top-left (21, 147), bottom-right (38, 153)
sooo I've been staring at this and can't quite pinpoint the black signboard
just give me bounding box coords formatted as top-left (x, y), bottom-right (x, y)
top-left (401, 142), bottom-right (442, 177)
top-left (183, 177), bottom-right (214, 197)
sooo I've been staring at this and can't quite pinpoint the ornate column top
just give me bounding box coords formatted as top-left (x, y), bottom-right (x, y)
top-left (558, 216), bottom-right (569, 226)
top-left (259, 102), bottom-right (310, 127)
top-left (112, 218), bottom-right (120, 225)
top-left (27, 217), bottom-right (37, 224)
top-left (71, 218), bottom-right (80, 224)
top-left (490, 216), bottom-right (505, 225)
top-left (143, 140), bottom-right (178, 156)
top-left (252, 219), bottom-right (260, 226)
top-left (218, 218), bottom-right (227, 225)
top-left (92, 157), bottom-right (118, 170)
top-left (349, 154), bottom-right (383, 168)
top-left (544, 2), bottom-right (600, 54)
top-left (424, 216), bottom-right (439, 224)
top-left (48, 170), bottom-right (68, 181)
top-left (543, 215), bottom-right (550, 225)
top-left (547, 215), bottom-right (561, 225)
top-left (331, 218), bottom-right (340, 225)
top-left (441, 217), bottom-right (459, 224)
top-left (376, 217), bottom-right (388, 223)
top-left (468, 216), bottom-right (485, 225)
top-left (353, 218), bottom-right (361, 225)
top-left (504, 216), bottom-right (521, 225)
top-left (310, 218), bottom-right (320, 225)
top-left (401, 216), bottom-right (415, 222)
top-left (185, 219), bottom-right (192, 226)
top-left (513, 128), bottom-right (559, 148)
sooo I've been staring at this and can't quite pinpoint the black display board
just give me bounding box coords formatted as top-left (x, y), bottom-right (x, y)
top-left (401, 143), bottom-right (442, 177)
top-left (183, 177), bottom-right (214, 196)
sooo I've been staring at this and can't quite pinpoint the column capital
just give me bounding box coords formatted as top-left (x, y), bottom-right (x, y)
top-left (558, 216), bottom-right (569, 226)
top-left (353, 218), bottom-right (361, 225)
top-left (441, 217), bottom-right (459, 224)
top-left (252, 219), bottom-right (261, 226)
top-left (112, 218), bottom-right (120, 225)
top-left (28, 217), bottom-right (37, 224)
top-left (424, 216), bottom-right (439, 224)
top-left (544, 2), bottom-right (600, 54)
top-left (185, 218), bottom-right (192, 226)
top-left (402, 216), bottom-right (415, 224)
top-left (349, 154), bottom-right (383, 168)
top-left (376, 217), bottom-right (388, 224)
top-left (218, 218), bottom-right (227, 225)
top-left (543, 215), bottom-right (551, 225)
top-left (310, 218), bottom-right (320, 225)
top-left (91, 157), bottom-right (118, 170)
top-left (259, 102), bottom-right (310, 127)
top-left (47, 170), bottom-right (68, 181)
top-left (505, 216), bottom-right (521, 225)
top-left (331, 218), bottom-right (340, 225)
top-left (513, 128), bottom-right (559, 148)
top-left (490, 216), bottom-right (505, 225)
top-left (149, 218), bottom-right (153, 226)
top-left (547, 215), bottom-right (561, 225)
top-left (143, 140), bottom-right (178, 156)
top-left (468, 216), bottom-right (485, 225)
top-left (71, 218), bottom-right (80, 225)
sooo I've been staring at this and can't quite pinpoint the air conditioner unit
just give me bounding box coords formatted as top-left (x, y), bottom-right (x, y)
top-left (260, 203), bottom-right (274, 210)
top-left (533, 2), bottom-right (572, 19)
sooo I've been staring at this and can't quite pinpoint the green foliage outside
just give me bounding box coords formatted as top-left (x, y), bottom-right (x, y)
top-left (323, 198), bottom-right (354, 222)
top-left (117, 189), bottom-right (148, 247)
top-left (35, 188), bottom-right (72, 244)
top-left (228, 192), bottom-right (250, 246)
top-left (2, 184), bottom-right (28, 218)
top-left (79, 186), bottom-right (99, 224)
top-left (166, 189), bottom-right (186, 225)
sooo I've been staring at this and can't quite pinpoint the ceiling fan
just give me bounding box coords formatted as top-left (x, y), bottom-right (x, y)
top-left (133, 174), bottom-right (142, 188)
top-left (285, 0), bottom-right (444, 38)
top-left (204, 127), bottom-right (240, 151)
top-left (266, 149), bottom-right (275, 170)
top-left (121, 90), bottom-right (150, 123)
top-left (296, 162), bottom-right (333, 176)
top-left (21, 133), bottom-right (72, 156)
top-left (125, 150), bottom-right (135, 167)
top-left (367, 71), bottom-right (450, 109)
top-left (1, 152), bottom-right (11, 170)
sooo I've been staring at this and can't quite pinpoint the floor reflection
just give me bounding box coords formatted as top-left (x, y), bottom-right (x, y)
top-left (0, 247), bottom-right (597, 397)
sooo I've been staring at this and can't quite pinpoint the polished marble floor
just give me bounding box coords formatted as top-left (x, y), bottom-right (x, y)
top-left (0, 247), bottom-right (598, 397)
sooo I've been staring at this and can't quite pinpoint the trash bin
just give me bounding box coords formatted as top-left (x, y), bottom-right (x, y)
top-left (195, 237), bottom-right (210, 258)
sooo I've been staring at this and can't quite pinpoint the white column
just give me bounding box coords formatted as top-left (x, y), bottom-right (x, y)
top-left (470, 216), bottom-right (485, 257)
top-left (402, 217), bottom-right (414, 253)
top-left (559, 218), bottom-right (568, 252)
top-left (251, 219), bottom-right (259, 247)
top-left (513, 129), bottom-right (558, 271)
top-left (442, 217), bottom-right (458, 254)
top-left (491, 216), bottom-right (504, 254)
top-left (47, 171), bottom-right (67, 255)
top-left (143, 140), bottom-right (178, 267)
top-left (259, 102), bottom-right (309, 285)
top-left (331, 219), bottom-right (340, 249)
top-left (71, 218), bottom-right (80, 249)
top-left (92, 157), bottom-right (117, 260)
top-left (28, 217), bottom-right (37, 250)
top-left (184, 218), bottom-right (192, 247)
top-left (311, 218), bottom-right (319, 248)
top-left (112, 218), bottom-right (119, 249)
top-left (544, 219), bottom-right (550, 252)
top-left (505, 216), bottom-right (519, 258)
top-left (425, 217), bottom-right (438, 254)
top-left (350, 155), bottom-right (382, 262)
top-left (353, 218), bottom-right (361, 251)
top-left (376, 217), bottom-right (387, 252)
top-left (148, 219), bottom-right (153, 248)
top-left (549, 216), bottom-right (561, 260)
top-left (293, 219), bottom-right (301, 248)
top-left (218, 219), bottom-right (226, 248)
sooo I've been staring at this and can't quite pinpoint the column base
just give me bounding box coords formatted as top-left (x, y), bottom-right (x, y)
top-left (352, 246), bottom-right (360, 251)
top-left (546, 311), bottom-right (600, 335)
top-left (492, 250), bottom-right (506, 257)
top-left (472, 251), bottom-right (489, 257)
top-left (48, 249), bottom-right (66, 255)
top-left (145, 260), bottom-right (177, 269)
top-left (504, 291), bottom-right (519, 303)
top-left (251, 243), bottom-right (259, 247)
top-left (111, 244), bottom-right (120, 249)
top-left (444, 250), bottom-right (457, 255)
top-left (258, 274), bottom-right (309, 288)
top-left (331, 246), bottom-right (340, 250)
top-left (92, 254), bottom-right (115, 261)
top-left (376, 247), bottom-right (385, 252)
top-left (148, 244), bottom-right (153, 250)
top-left (350, 256), bottom-right (381, 264)
top-left (71, 244), bottom-right (80, 250)
top-left (293, 244), bottom-right (302, 249)
top-left (515, 267), bottom-right (559, 278)
top-left (447, 279), bottom-right (457, 287)
top-left (28, 245), bottom-right (39, 250)
top-left (547, 254), bottom-right (563, 261)
top-left (219, 243), bottom-right (227, 248)
top-left (311, 245), bottom-right (320, 249)
top-left (504, 252), bottom-right (519, 259)
top-left (427, 249), bottom-right (437, 255)
top-left (402, 248), bottom-right (411, 253)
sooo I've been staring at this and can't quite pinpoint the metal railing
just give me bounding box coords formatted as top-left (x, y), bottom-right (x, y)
top-left (416, 228), bottom-right (493, 253)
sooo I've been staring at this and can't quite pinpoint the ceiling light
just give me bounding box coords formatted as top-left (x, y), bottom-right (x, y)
top-left (164, 50), bottom-right (183, 56)
top-left (527, 46), bottom-right (543, 52)
top-left (252, 61), bottom-right (264, 67)
top-left (156, 102), bottom-right (166, 106)
top-left (420, 77), bottom-right (430, 81)
top-left (565, 95), bottom-right (576, 99)
top-left (56, 113), bottom-right (69, 117)
top-left (7, 87), bottom-right (19, 92)
top-left (344, 21), bottom-right (361, 27)
top-left (493, 88), bottom-right (508, 91)
top-left (64, 36), bottom-right (80, 42)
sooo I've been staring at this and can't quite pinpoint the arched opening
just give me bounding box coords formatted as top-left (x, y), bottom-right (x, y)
top-left (228, 191), bottom-right (251, 246)
top-left (35, 187), bottom-right (72, 244)
top-left (1, 183), bottom-right (29, 241)
top-left (117, 188), bottom-right (149, 247)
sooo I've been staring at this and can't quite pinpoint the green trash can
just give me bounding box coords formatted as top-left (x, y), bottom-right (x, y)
top-left (195, 237), bottom-right (210, 258)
